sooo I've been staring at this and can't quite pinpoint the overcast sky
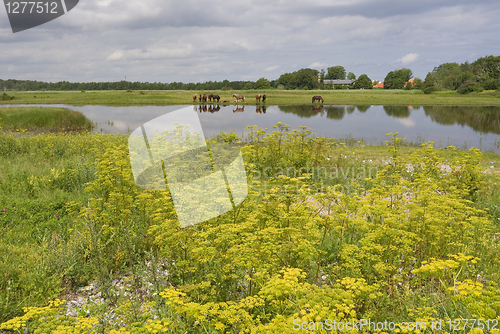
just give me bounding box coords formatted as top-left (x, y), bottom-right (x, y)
top-left (1, 0), bottom-right (500, 84)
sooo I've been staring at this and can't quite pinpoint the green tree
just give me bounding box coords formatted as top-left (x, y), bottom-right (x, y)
top-left (277, 68), bottom-right (320, 90)
top-left (347, 72), bottom-right (356, 80)
top-left (243, 82), bottom-right (254, 90)
top-left (254, 77), bottom-right (272, 90)
top-left (384, 68), bottom-right (413, 89)
top-left (353, 74), bottom-right (372, 89)
top-left (325, 66), bottom-right (346, 80)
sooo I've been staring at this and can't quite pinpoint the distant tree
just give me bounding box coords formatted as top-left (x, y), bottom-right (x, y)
top-left (347, 72), bottom-right (356, 80)
top-left (384, 68), bottom-right (413, 89)
top-left (353, 74), bottom-right (372, 89)
top-left (277, 68), bottom-right (320, 90)
top-left (325, 66), bottom-right (346, 80)
top-left (243, 82), bottom-right (254, 90)
top-left (254, 77), bottom-right (271, 90)
top-left (424, 56), bottom-right (500, 92)
top-left (405, 77), bottom-right (423, 90)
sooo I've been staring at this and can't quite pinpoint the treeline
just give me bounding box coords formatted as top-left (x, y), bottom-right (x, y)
top-left (422, 55), bottom-right (500, 94)
top-left (0, 79), bottom-right (256, 92)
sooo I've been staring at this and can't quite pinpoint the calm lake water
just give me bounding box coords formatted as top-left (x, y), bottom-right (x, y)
top-left (3, 104), bottom-right (500, 152)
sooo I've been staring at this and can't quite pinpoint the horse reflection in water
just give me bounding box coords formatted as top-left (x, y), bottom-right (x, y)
top-left (209, 105), bottom-right (221, 113)
top-left (194, 105), bottom-right (221, 113)
top-left (312, 104), bottom-right (324, 113)
top-left (256, 106), bottom-right (267, 114)
top-left (233, 106), bottom-right (245, 113)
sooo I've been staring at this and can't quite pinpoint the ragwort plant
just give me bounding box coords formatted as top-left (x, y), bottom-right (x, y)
top-left (3, 123), bottom-right (500, 333)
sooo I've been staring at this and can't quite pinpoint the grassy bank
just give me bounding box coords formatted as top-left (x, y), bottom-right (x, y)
top-left (0, 107), bottom-right (93, 132)
top-left (2, 125), bottom-right (500, 332)
top-left (1, 89), bottom-right (500, 106)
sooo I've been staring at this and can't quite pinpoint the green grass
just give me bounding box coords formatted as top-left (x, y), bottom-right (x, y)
top-left (1, 89), bottom-right (500, 106)
top-left (0, 107), bottom-right (93, 132)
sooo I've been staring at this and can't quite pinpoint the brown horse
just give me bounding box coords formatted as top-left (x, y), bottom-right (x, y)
top-left (212, 94), bottom-right (220, 102)
top-left (312, 96), bottom-right (324, 103)
top-left (233, 93), bottom-right (245, 102)
top-left (256, 94), bottom-right (262, 102)
top-left (202, 94), bottom-right (208, 103)
top-left (193, 94), bottom-right (198, 102)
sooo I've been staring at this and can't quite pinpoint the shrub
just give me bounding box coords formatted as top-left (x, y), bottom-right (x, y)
top-left (458, 80), bottom-right (485, 94)
top-left (481, 78), bottom-right (500, 91)
top-left (1, 93), bottom-right (14, 100)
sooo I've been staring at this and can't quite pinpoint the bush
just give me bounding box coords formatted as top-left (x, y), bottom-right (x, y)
top-left (423, 86), bottom-right (438, 94)
top-left (1, 93), bottom-right (14, 100)
top-left (457, 80), bottom-right (485, 94)
top-left (481, 78), bottom-right (500, 91)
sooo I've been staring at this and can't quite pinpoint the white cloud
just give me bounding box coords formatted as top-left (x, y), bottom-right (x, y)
top-left (107, 50), bottom-right (125, 61)
top-left (265, 65), bottom-right (279, 72)
top-left (397, 53), bottom-right (419, 65)
top-left (308, 62), bottom-right (327, 69)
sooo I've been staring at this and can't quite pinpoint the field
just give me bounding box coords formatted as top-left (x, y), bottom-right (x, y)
top-left (2, 101), bottom-right (500, 332)
top-left (2, 89), bottom-right (500, 106)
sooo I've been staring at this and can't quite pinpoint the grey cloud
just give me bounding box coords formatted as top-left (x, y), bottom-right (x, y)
top-left (279, 0), bottom-right (499, 19)
top-left (1, 0), bottom-right (499, 84)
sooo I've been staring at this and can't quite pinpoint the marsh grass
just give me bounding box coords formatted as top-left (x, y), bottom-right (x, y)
top-left (0, 107), bottom-right (93, 132)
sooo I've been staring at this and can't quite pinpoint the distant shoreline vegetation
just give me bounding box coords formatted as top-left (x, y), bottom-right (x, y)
top-left (1, 55), bottom-right (499, 95)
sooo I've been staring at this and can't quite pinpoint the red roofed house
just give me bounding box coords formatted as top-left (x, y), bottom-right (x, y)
top-left (404, 78), bottom-right (416, 88)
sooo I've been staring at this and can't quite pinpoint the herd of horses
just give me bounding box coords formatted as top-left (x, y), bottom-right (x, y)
top-left (192, 93), bottom-right (325, 104)
top-left (192, 93), bottom-right (267, 103)
top-left (193, 93), bottom-right (221, 103)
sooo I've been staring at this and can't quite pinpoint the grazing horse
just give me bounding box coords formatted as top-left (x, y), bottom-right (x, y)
top-left (233, 93), bottom-right (245, 102)
top-left (312, 96), bottom-right (324, 103)
top-left (256, 94), bottom-right (262, 102)
top-left (262, 94), bottom-right (266, 103)
top-left (193, 94), bottom-right (198, 102)
top-left (202, 94), bottom-right (208, 103)
top-left (212, 94), bottom-right (220, 102)
top-left (199, 94), bottom-right (202, 102)
top-left (208, 94), bottom-right (214, 102)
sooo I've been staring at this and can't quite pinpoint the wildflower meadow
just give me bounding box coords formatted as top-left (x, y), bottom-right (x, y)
top-left (2, 122), bottom-right (500, 333)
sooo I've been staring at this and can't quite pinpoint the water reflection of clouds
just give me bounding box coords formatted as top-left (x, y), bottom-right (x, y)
top-left (397, 118), bottom-right (416, 128)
